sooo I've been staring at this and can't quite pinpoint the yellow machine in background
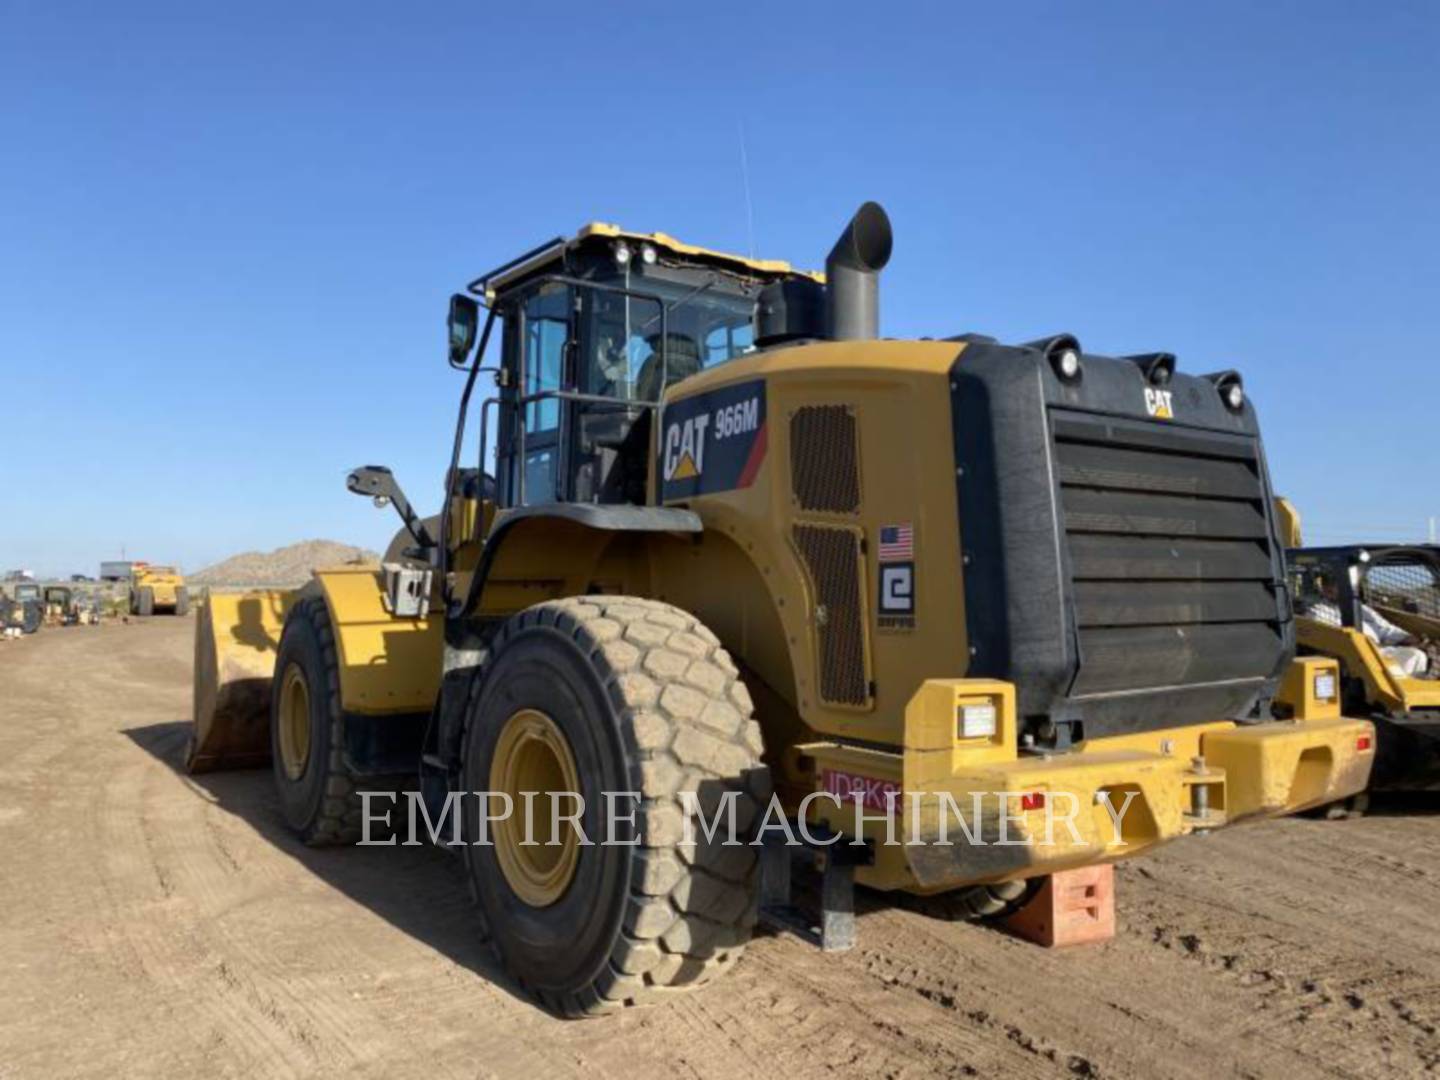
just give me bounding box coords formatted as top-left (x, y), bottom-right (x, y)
top-left (191, 205), bottom-right (1373, 1016)
top-left (1282, 506), bottom-right (1440, 796)
top-left (129, 564), bottom-right (189, 616)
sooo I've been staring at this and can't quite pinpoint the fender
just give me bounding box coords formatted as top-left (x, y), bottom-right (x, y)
top-left (312, 567), bottom-right (445, 714)
top-left (412, 504), bottom-right (705, 791)
top-left (453, 503), bottom-right (702, 619)
top-left (312, 567), bottom-right (443, 777)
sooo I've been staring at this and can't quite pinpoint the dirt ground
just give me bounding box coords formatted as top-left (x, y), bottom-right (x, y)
top-left (1, 619), bottom-right (1437, 1079)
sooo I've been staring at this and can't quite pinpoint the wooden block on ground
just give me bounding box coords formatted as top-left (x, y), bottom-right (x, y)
top-left (1003, 864), bottom-right (1115, 947)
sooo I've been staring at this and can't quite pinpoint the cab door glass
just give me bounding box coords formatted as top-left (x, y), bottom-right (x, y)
top-left (524, 284), bottom-right (568, 432)
top-left (517, 283), bottom-right (570, 503)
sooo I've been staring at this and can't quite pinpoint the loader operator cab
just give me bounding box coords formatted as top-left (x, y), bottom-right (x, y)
top-left (452, 226), bottom-right (810, 513)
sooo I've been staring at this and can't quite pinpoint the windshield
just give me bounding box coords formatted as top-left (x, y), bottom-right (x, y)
top-left (586, 276), bottom-right (755, 403)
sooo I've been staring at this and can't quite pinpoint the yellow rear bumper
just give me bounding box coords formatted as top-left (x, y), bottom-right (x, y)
top-left (801, 671), bottom-right (1374, 893)
top-left (1202, 717), bottom-right (1374, 818)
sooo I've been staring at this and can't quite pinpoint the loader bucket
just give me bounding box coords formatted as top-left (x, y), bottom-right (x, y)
top-left (188, 590), bottom-right (297, 773)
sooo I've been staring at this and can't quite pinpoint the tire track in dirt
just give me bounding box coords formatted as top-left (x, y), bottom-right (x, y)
top-left (1117, 824), bottom-right (1440, 1076)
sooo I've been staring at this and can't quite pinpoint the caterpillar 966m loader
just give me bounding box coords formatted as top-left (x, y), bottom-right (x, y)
top-left (1277, 503), bottom-right (1440, 796)
top-left (129, 564), bottom-right (189, 616)
top-left (190, 204), bottom-right (1373, 1015)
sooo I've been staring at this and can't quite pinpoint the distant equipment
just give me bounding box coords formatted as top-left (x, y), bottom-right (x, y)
top-left (129, 565), bottom-right (190, 617)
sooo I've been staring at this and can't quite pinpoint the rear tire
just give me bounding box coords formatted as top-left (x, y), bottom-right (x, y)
top-left (270, 592), bottom-right (361, 844)
top-left (137, 588), bottom-right (154, 617)
top-left (175, 587), bottom-right (190, 617)
top-left (20, 603), bottom-right (41, 635)
top-left (461, 596), bottom-right (769, 1017)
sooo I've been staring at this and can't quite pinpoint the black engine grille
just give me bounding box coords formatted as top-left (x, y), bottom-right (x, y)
top-left (1051, 411), bottom-right (1285, 700)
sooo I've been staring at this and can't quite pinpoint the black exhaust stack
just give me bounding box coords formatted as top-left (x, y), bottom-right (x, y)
top-left (825, 201), bottom-right (893, 340)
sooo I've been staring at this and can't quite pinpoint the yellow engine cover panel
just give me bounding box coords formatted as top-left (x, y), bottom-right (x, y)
top-left (652, 338), bottom-right (969, 748)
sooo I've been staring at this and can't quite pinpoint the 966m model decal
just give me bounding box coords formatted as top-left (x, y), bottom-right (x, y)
top-left (660, 379), bottom-right (767, 501)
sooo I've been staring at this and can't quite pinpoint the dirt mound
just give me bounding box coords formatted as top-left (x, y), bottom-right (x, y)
top-left (191, 540), bottom-right (379, 587)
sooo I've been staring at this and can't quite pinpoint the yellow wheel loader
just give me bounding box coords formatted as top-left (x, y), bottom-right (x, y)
top-left (190, 204), bottom-right (1373, 1016)
top-left (129, 564), bottom-right (189, 616)
top-left (1287, 540), bottom-right (1440, 797)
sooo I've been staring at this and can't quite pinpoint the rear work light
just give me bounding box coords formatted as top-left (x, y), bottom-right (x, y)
top-left (1314, 671), bottom-right (1337, 701)
top-left (957, 701), bottom-right (998, 739)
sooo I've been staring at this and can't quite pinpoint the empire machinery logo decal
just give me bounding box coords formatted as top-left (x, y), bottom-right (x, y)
top-left (660, 379), bottom-right (768, 500)
top-left (877, 521), bottom-right (916, 631)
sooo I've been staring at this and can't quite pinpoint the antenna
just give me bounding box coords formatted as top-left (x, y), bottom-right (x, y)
top-left (737, 118), bottom-right (756, 260)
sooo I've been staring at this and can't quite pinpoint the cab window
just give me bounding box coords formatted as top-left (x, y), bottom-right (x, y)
top-left (514, 282), bottom-right (570, 504)
top-left (523, 283), bottom-right (568, 433)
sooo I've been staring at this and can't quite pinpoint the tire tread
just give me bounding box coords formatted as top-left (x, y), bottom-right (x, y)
top-left (462, 595), bottom-right (769, 1017)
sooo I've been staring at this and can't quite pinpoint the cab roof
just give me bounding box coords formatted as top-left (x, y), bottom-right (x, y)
top-left (468, 222), bottom-right (823, 301)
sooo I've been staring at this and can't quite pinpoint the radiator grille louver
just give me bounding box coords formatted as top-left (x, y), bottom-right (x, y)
top-left (792, 523), bottom-right (871, 706)
top-left (1052, 412), bottom-right (1283, 698)
top-left (790, 406), bottom-right (861, 514)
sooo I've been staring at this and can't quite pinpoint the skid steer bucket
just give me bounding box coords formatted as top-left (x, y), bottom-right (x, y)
top-left (188, 590), bottom-right (296, 773)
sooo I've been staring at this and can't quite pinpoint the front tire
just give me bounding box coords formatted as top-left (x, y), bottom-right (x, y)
top-left (137, 588), bottom-right (154, 617)
top-left (270, 593), bottom-right (361, 844)
top-left (462, 597), bottom-right (769, 1017)
top-left (175, 587), bottom-right (190, 616)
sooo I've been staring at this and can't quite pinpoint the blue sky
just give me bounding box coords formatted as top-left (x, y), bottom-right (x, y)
top-left (2, 1), bottom-right (1436, 576)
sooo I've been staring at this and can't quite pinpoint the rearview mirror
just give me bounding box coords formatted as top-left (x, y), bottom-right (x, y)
top-left (448, 293), bottom-right (479, 367)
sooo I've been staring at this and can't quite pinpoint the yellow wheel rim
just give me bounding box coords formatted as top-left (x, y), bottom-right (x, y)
top-left (489, 708), bottom-right (582, 908)
top-left (278, 663), bottom-right (312, 781)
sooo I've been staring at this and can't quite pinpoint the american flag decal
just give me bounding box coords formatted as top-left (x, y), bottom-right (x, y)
top-left (878, 523), bottom-right (914, 561)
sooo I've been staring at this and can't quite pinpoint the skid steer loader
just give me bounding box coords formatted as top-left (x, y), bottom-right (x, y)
top-left (7, 583), bottom-right (42, 635)
top-left (1286, 537), bottom-right (1440, 796)
top-left (190, 204), bottom-right (1373, 1015)
top-left (40, 586), bottom-right (100, 626)
top-left (1, 589), bottom-right (40, 636)
top-left (129, 564), bottom-right (189, 616)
